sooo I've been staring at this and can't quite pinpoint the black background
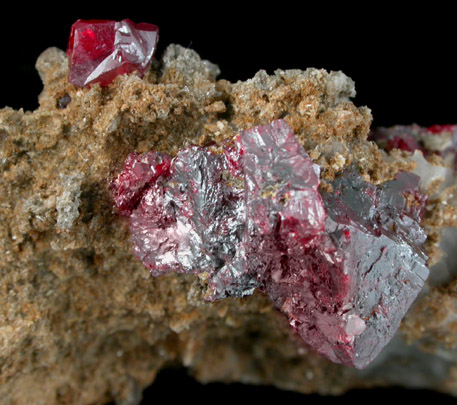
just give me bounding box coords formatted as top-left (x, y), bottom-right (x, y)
top-left (1, 5), bottom-right (456, 129)
top-left (1, 4), bottom-right (456, 403)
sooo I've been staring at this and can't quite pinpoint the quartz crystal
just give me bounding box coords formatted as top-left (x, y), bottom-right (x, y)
top-left (112, 120), bottom-right (429, 368)
top-left (67, 19), bottom-right (159, 87)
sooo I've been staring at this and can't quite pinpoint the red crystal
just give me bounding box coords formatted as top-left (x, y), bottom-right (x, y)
top-left (111, 152), bottom-right (171, 216)
top-left (427, 124), bottom-right (457, 134)
top-left (371, 124), bottom-right (457, 171)
top-left (369, 127), bottom-right (423, 153)
top-left (67, 19), bottom-right (159, 87)
top-left (112, 120), bottom-right (429, 369)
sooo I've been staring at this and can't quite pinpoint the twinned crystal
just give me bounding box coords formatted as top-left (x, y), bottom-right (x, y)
top-left (67, 19), bottom-right (159, 87)
top-left (112, 120), bottom-right (429, 368)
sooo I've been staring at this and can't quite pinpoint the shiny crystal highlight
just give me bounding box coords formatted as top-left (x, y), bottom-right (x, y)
top-left (112, 120), bottom-right (429, 368)
top-left (67, 19), bottom-right (159, 87)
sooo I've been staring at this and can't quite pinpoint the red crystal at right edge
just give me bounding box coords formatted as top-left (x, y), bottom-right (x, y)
top-left (67, 19), bottom-right (159, 87)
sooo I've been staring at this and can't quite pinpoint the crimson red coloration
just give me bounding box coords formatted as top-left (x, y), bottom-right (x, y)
top-left (67, 19), bottom-right (159, 87)
top-left (112, 120), bottom-right (429, 368)
top-left (111, 152), bottom-right (171, 216)
top-left (369, 126), bottom-right (423, 153)
top-left (386, 136), bottom-right (421, 153)
top-left (370, 124), bottom-right (457, 170)
top-left (427, 124), bottom-right (457, 134)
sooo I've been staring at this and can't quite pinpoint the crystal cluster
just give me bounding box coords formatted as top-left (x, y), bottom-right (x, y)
top-left (112, 120), bottom-right (429, 368)
top-left (370, 124), bottom-right (457, 169)
top-left (67, 19), bottom-right (159, 87)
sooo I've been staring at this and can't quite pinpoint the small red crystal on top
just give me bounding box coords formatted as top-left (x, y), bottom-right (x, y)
top-left (67, 19), bottom-right (159, 87)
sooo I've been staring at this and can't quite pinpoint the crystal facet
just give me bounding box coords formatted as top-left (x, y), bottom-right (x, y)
top-left (112, 120), bottom-right (429, 368)
top-left (67, 19), bottom-right (159, 87)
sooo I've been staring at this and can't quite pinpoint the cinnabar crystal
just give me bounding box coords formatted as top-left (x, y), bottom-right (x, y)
top-left (112, 120), bottom-right (429, 368)
top-left (67, 19), bottom-right (159, 87)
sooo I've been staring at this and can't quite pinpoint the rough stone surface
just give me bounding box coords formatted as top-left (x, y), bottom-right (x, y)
top-left (1, 44), bottom-right (457, 403)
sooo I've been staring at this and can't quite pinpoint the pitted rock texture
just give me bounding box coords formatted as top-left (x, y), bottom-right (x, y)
top-left (1, 44), bottom-right (457, 404)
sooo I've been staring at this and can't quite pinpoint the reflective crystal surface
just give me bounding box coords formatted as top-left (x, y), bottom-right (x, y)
top-left (316, 169), bottom-right (429, 367)
top-left (112, 119), bottom-right (429, 368)
top-left (67, 19), bottom-right (159, 87)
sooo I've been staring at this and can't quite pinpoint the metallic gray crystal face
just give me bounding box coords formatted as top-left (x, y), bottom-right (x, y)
top-left (320, 170), bottom-right (429, 367)
top-left (129, 146), bottom-right (245, 279)
top-left (209, 120), bottom-right (326, 299)
top-left (112, 119), bottom-right (429, 368)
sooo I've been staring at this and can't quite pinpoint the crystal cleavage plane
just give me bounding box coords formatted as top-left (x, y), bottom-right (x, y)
top-left (112, 120), bottom-right (429, 369)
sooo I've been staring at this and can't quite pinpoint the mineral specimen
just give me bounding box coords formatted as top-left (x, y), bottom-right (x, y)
top-left (112, 119), bottom-right (429, 368)
top-left (67, 19), bottom-right (159, 87)
top-left (4, 40), bottom-right (457, 403)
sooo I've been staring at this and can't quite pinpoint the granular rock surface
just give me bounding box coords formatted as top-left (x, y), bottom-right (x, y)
top-left (1, 44), bottom-right (457, 404)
